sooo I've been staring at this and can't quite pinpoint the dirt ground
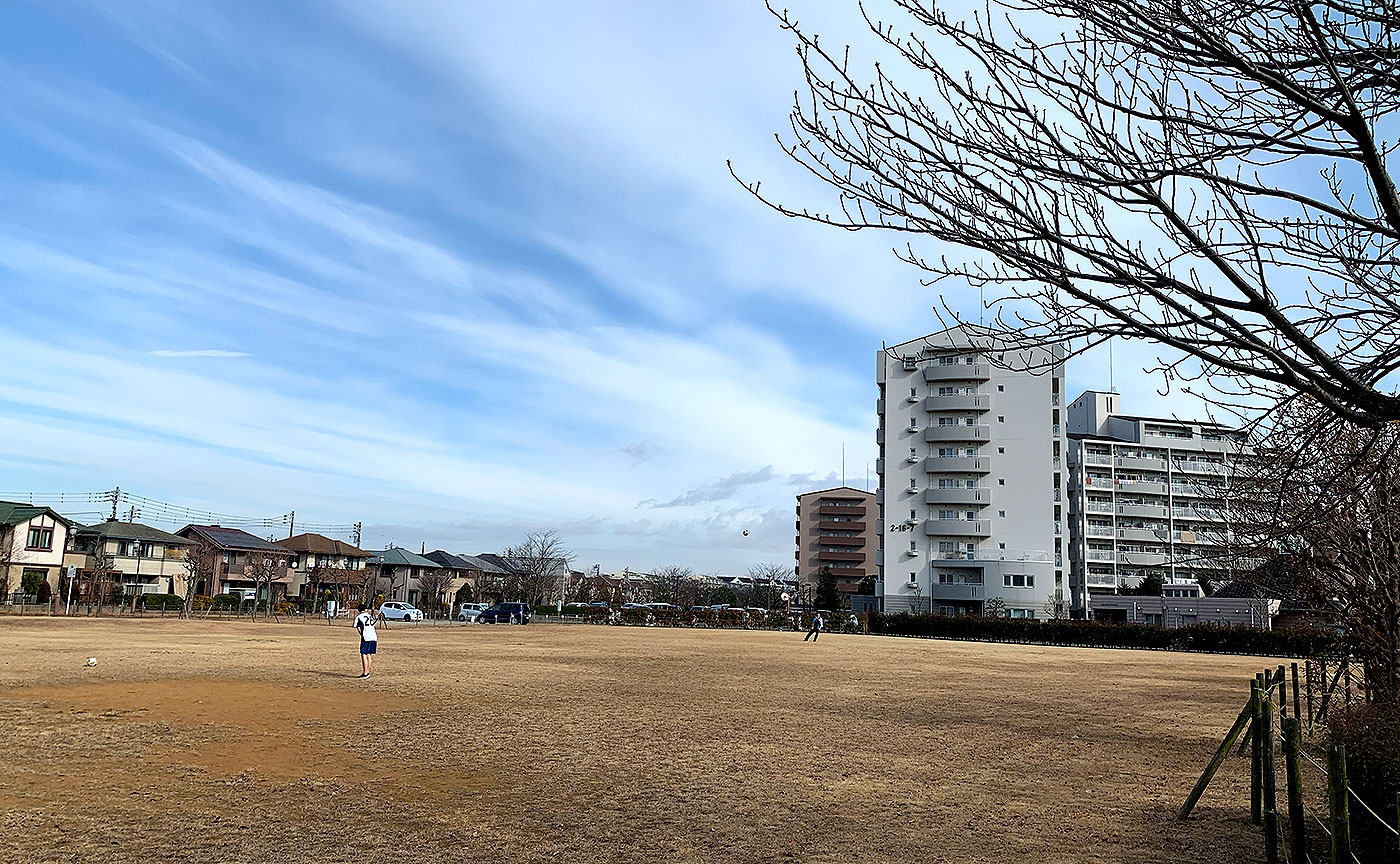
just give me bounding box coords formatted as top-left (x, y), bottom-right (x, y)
top-left (0, 618), bottom-right (1269, 863)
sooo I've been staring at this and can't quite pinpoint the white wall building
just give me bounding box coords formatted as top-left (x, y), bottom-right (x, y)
top-left (875, 327), bottom-right (1067, 618)
top-left (1064, 390), bottom-right (1255, 618)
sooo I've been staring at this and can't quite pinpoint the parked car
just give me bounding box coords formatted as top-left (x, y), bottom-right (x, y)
top-left (620, 602), bottom-right (649, 610)
top-left (457, 602), bottom-right (487, 622)
top-left (479, 602), bottom-right (532, 625)
top-left (563, 602), bottom-right (593, 612)
top-left (588, 601), bottom-right (610, 608)
top-left (379, 601), bottom-right (424, 621)
top-left (645, 602), bottom-right (680, 611)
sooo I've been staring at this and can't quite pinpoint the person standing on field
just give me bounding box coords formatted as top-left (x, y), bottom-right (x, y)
top-left (353, 603), bottom-right (377, 678)
top-left (803, 611), bottom-right (824, 642)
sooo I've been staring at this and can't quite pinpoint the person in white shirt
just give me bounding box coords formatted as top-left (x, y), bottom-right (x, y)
top-left (353, 603), bottom-right (378, 678)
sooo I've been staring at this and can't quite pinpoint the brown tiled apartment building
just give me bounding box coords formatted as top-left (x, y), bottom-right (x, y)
top-left (794, 486), bottom-right (877, 607)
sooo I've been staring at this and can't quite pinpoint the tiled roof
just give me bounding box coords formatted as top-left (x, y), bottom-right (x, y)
top-left (178, 524), bottom-right (293, 554)
top-left (77, 520), bottom-right (192, 545)
top-left (366, 547), bottom-right (440, 568)
top-left (277, 533), bottom-right (369, 557)
top-left (424, 550), bottom-right (471, 569)
top-left (0, 501), bottom-right (75, 529)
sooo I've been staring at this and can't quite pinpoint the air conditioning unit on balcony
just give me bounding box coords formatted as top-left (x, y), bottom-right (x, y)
top-left (902, 356), bottom-right (917, 371)
top-left (904, 518), bottom-right (918, 527)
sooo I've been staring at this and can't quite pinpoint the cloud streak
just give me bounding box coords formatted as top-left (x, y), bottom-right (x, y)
top-left (640, 466), bottom-right (777, 509)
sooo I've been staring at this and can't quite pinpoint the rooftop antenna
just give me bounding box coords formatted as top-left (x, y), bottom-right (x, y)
top-left (842, 443), bottom-right (846, 487)
top-left (1109, 337), bottom-right (1116, 394)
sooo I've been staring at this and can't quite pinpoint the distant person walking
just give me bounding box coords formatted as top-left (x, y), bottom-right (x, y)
top-left (353, 603), bottom-right (378, 678)
top-left (803, 612), bottom-right (824, 642)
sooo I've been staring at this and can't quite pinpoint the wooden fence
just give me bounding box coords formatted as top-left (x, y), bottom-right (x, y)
top-left (1179, 662), bottom-right (1398, 863)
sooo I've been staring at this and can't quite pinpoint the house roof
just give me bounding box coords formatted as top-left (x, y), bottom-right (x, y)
top-left (796, 486), bottom-right (874, 501)
top-left (459, 554), bottom-right (508, 574)
top-left (367, 547), bottom-right (440, 568)
top-left (424, 550), bottom-right (472, 569)
top-left (277, 533), bottom-right (369, 557)
top-left (76, 519), bottom-right (192, 545)
top-left (0, 501), bottom-right (76, 529)
top-left (178, 524), bottom-right (293, 554)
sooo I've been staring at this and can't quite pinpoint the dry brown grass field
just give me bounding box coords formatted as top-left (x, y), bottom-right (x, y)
top-left (0, 617), bottom-right (1268, 863)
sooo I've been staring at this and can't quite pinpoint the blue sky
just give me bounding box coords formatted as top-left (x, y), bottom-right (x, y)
top-left (0, 0), bottom-right (1165, 572)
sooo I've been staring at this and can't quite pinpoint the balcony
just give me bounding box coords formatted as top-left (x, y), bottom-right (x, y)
top-left (874, 458), bottom-right (884, 475)
top-left (876, 427), bottom-right (885, 445)
top-left (876, 397), bottom-right (885, 415)
top-left (1087, 527), bottom-right (1115, 538)
top-left (923, 455), bottom-right (991, 474)
top-left (924, 487), bottom-right (992, 505)
top-left (817, 521), bottom-right (866, 532)
top-left (924, 394), bottom-right (992, 413)
top-left (1116, 455), bottom-right (1168, 472)
top-left (1116, 527), bottom-right (1167, 543)
top-left (1174, 506), bottom-right (1226, 521)
top-left (1082, 453), bottom-right (1112, 466)
top-left (1116, 503), bottom-right (1169, 519)
top-left (817, 550), bottom-right (865, 562)
top-left (923, 519), bottom-right (992, 538)
top-left (818, 504), bottom-right (866, 517)
top-left (1116, 480), bottom-right (1169, 496)
top-left (1119, 551), bottom-right (1168, 567)
top-left (820, 535), bottom-right (864, 547)
top-left (924, 363), bottom-right (991, 382)
top-left (1170, 483), bottom-right (1225, 498)
top-left (1085, 501), bottom-right (1114, 513)
top-left (924, 424), bottom-right (992, 443)
top-left (930, 583), bottom-right (982, 601)
top-left (1086, 550), bottom-right (1115, 562)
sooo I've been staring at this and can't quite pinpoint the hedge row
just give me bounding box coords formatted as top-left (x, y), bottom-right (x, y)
top-left (864, 612), bottom-right (1338, 657)
top-left (137, 593), bottom-right (184, 611)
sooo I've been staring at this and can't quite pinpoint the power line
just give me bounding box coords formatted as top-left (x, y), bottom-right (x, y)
top-left (0, 488), bottom-right (357, 537)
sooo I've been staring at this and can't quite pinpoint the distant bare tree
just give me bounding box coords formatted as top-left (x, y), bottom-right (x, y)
top-left (414, 567), bottom-right (455, 618)
top-left (85, 539), bottom-right (114, 615)
top-left (1042, 593), bottom-right (1071, 621)
top-left (0, 525), bottom-right (21, 602)
top-left (1234, 401), bottom-right (1400, 704)
top-left (244, 551), bottom-right (286, 621)
top-left (180, 536), bottom-right (217, 617)
top-left (503, 531), bottom-right (575, 605)
top-left (742, 0), bottom-right (1400, 427)
top-left (747, 562), bottom-right (794, 609)
top-left (648, 565), bottom-right (694, 605)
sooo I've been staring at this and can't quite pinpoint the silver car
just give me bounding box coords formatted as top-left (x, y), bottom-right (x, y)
top-left (379, 601), bottom-right (423, 621)
top-left (457, 602), bottom-right (487, 622)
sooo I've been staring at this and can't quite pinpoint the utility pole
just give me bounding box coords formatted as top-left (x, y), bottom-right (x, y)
top-left (353, 522), bottom-right (362, 547)
top-left (109, 486), bottom-right (120, 521)
top-left (288, 510), bottom-right (295, 538)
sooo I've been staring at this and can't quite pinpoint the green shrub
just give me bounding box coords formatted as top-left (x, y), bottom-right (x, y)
top-left (138, 593), bottom-right (183, 611)
top-left (1330, 704), bottom-right (1400, 861)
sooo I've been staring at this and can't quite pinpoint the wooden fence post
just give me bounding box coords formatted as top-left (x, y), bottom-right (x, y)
top-left (1262, 686), bottom-right (1278, 863)
top-left (1283, 717), bottom-right (1305, 863)
top-left (1329, 741), bottom-right (1350, 864)
top-left (1252, 678), bottom-right (1264, 826)
top-left (1291, 662), bottom-right (1301, 724)
top-left (1305, 659), bottom-right (1315, 729)
top-left (1276, 664), bottom-right (1287, 719)
top-left (1318, 658), bottom-right (1328, 722)
top-left (1177, 695), bottom-right (1257, 820)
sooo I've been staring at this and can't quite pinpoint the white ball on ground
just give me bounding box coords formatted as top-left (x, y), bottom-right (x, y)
top-left (85, 657), bottom-right (97, 667)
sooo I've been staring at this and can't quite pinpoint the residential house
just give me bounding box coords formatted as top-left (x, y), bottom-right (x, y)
top-left (365, 547), bottom-right (441, 606)
top-left (65, 519), bottom-right (193, 600)
top-left (277, 533), bottom-right (372, 606)
top-left (0, 501), bottom-right (75, 602)
top-left (175, 525), bottom-right (295, 600)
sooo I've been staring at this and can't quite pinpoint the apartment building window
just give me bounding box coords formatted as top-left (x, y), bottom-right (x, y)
top-left (938, 355), bottom-right (957, 366)
top-left (26, 527), bottom-right (53, 550)
top-left (938, 510), bottom-right (957, 520)
top-left (910, 509), bottom-right (917, 520)
top-left (910, 387), bottom-right (918, 399)
top-left (999, 510), bottom-right (1006, 518)
top-left (962, 448), bottom-right (977, 457)
top-left (997, 416), bottom-right (1005, 423)
top-left (938, 386), bottom-right (956, 396)
top-left (1002, 574), bottom-right (1035, 588)
top-left (909, 539), bottom-right (918, 553)
top-left (965, 511), bottom-right (977, 521)
top-left (998, 385), bottom-right (1004, 391)
top-left (938, 541), bottom-right (958, 553)
top-left (938, 447), bottom-right (955, 457)
top-left (998, 479), bottom-right (1005, 485)
top-left (998, 447), bottom-right (1005, 454)
top-left (1009, 608), bottom-right (1036, 619)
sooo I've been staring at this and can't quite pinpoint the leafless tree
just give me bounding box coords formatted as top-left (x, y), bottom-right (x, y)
top-left (648, 565), bottom-right (695, 606)
top-left (415, 567), bottom-right (455, 618)
top-left (1233, 401), bottom-right (1400, 704)
top-left (1042, 592), bottom-right (1071, 621)
top-left (244, 551), bottom-right (286, 621)
top-left (740, 0), bottom-right (1400, 427)
top-left (180, 536), bottom-right (218, 617)
top-left (503, 531), bottom-right (575, 605)
top-left (85, 538), bottom-right (114, 615)
top-left (747, 562), bottom-right (794, 609)
top-left (0, 526), bottom-right (21, 602)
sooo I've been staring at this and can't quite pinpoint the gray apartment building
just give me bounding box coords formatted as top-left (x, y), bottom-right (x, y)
top-left (875, 326), bottom-right (1068, 617)
top-left (1064, 390), bottom-right (1256, 618)
top-left (794, 486), bottom-right (876, 606)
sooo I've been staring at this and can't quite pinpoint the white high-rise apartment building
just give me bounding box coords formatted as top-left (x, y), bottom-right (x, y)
top-left (1064, 390), bottom-right (1253, 617)
top-left (875, 327), bottom-right (1067, 618)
